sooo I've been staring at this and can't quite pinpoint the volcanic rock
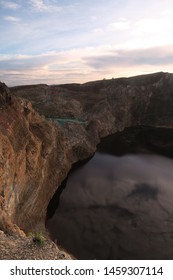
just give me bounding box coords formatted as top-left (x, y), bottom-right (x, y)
top-left (0, 72), bottom-right (172, 258)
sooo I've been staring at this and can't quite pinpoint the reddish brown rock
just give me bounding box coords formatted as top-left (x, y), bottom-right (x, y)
top-left (0, 72), bottom-right (173, 258)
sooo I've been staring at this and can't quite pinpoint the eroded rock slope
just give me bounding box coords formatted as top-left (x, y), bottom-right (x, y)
top-left (0, 72), bottom-right (173, 258)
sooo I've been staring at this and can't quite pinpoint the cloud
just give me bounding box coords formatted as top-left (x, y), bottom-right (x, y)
top-left (1, 45), bottom-right (173, 86)
top-left (1, 1), bottom-right (20, 10)
top-left (108, 19), bottom-right (130, 31)
top-left (0, 48), bottom-right (107, 86)
top-left (133, 17), bottom-right (173, 36)
top-left (84, 46), bottom-right (173, 69)
top-left (0, 53), bottom-right (57, 71)
top-left (29, 0), bottom-right (62, 12)
top-left (29, 0), bottom-right (47, 11)
top-left (4, 16), bottom-right (21, 22)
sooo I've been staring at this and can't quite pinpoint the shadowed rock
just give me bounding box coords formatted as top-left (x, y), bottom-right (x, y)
top-left (0, 72), bottom-right (172, 256)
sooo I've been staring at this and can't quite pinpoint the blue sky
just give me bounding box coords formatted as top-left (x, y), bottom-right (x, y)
top-left (0, 0), bottom-right (173, 86)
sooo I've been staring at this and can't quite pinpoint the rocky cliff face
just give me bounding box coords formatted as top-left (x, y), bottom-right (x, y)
top-left (0, 82), bottom-right (69, 236)
top-left (0, 72), bottom-right (173, 257)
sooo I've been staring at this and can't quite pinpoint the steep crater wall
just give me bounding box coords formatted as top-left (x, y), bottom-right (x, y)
top-left (0, 72), bottom-right (173, 239)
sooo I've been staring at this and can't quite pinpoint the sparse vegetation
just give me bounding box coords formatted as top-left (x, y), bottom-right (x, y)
top-left (0, 231), bottom-right (72, 259)
top-left (30, 231), bottom-right (46, 246)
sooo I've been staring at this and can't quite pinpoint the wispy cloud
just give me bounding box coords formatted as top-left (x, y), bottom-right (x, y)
top-left (29, 0), bottom-right (62, 12)
top-left (84, 46), bottom-right (173, 69)
top-left (4, 16), bottom-right (21, 22)
top-left (1, 0), bottom-right (173, 86)
top-left (108, 19), bottom-right (130, 31)
top-left (29, 0), bottom-right (47, 11)
top-left (1, 45), bottom-right (173, 86)
top-left (1, 1), bottom-right (20, 10)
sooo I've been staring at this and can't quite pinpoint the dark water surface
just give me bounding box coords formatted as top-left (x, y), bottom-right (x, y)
top-left (46, 127), bottom-right (173, 259)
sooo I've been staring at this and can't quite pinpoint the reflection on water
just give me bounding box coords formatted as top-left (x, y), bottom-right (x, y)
top-left (47, 152), bottom-right (173, 259)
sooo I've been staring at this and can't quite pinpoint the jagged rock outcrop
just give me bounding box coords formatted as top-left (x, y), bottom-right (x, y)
top-left (0, 81), bottom-right (101, 237)
top-left (0, 72), bottom-right (173, 258)
top-left (11, 72), bottom-right (173, 130)
top-left (0, 82), bottom-right (70, 236)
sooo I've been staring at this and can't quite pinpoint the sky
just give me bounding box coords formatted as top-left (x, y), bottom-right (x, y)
top-left (0, 0), bottom-right (173, 86)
